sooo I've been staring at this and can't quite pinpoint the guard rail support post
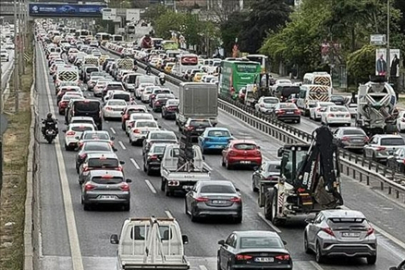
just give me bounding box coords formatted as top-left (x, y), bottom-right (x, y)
top-left (381, 181), bottom-right (384, 191)
top-left (353, 168), bottom-right (356, 179)
top-left (376, 163), bottom-right (380, 173)
top-left (367, 175), bottom-right (370, 185)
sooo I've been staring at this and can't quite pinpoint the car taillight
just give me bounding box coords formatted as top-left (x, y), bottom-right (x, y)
top-left (228, 150), bottom-right (237, 156)
top-left (328, 114), bottom-right (335, 117)
top-left (151, 94), bottom-right (156, 99)
top-left (364, 136), bottom-right (369, 142)
top-left (346, 114), bottom-right (350, 117)
top-left (168, 106), bottom-right (177, 111)
top-left (402, 118), bottom-right (405, 123)
top-left (230, 197), bottom-right (241, 203)
top-left (341, 136), bottom-right (350, 141)
top-left (276, 110), bottom-right (285, 114)
top-left (120, 183), bottom-right (130, 191)
top-left (148, 155), bottom-right (158, 160)
top-left (376, 146), bottom-right (386, 151)
top-left (133, 129), bottom-right (140, 133)
top-left (254, 150), bottom-right (261, 156)
top-left (66, 131), bottom-right (75, 135)
top-left (84, 183), bottom-right (95, 191)
top-left (155, 101), bottom-right (160, 105)
top-left (79, 153), bottom-right (87, 159)
top-left (366, 227), bottom-right (375, 236)
top-left (275, 254), bottom-right (290, 261)
top-left (260, 104), bottom-right (264, 107)
top-left (316, 108), bottom-right (321, 111)
top-left (322, 227), bottom-right (335, 237)
top-left (186, 126), bottom-right (194, 131)
top-left (235, 255), bottom-right (252, 260)
top-left (195, 197), bottom-right (209, 202)
top-left (116, 165), bottom-right (123, 171)
top-left (105, 106), bottom-right (112, 110)
top-left (294, 109), bottom-right (300, 114)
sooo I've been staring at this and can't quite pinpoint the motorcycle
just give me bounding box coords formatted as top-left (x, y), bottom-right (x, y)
top-left (44, 128), bottom-right (57, 144)
top-left (159, 77), bottom-right (165, 86)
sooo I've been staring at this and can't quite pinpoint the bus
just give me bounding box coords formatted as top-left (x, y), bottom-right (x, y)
top-left (174, 54), bottom-right (199, 75)
top-left (161, 40), bottom-right (179, 50)
top-left (74, 29), bottom-right (91, 38)
top-left (219, 59), bottom-right (261, 98)
top-left (95, 32), bottom-right (111, 41)
top-left (245, 54), bottom-right (269, 74)
top-left (110, 34), bottom-right (123, 43)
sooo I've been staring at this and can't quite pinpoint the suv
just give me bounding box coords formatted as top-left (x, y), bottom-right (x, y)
top-left (69, 99), bottom-right (102, 130)
top-left (181, 118), bottom-right (213, 137)
top-left (81, 170), bottom-right (132, 211)
top-left (363, 134), bottom-right (405, 162)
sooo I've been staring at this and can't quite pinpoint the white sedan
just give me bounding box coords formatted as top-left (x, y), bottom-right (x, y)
top-left (125, 113), bottom-right (155, 135)
top-left (135, 83), bottom-right (155, 99)
top-left (63, 123), bottom-right (95, 151)
top-left (102, 99), bottom-right (128, 119)
top-left (309, 101), bottom-right (335, 121)
top-left (254, 97), bottom-right (279, 114)
top-left (320, 105), bottom-right (351, 126)
top-left (141, 86), bottom-right (161, 103)
top-left (128, 120), bottom-right (160, 146)
top-left (396, 111), bottom-right (405, 132)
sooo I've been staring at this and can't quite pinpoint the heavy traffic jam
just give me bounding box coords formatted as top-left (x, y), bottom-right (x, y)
top-left (35, 19), bottom-right (405, 270)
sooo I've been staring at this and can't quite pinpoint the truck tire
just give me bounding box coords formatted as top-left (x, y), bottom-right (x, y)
top-left (264, 189), bottom-right (273, 220)
top-left (160, 178), bottom-right (165, 191)
top-left (123, 202), bottom-right (130, 211)
top-left (265, 188), bottom-right (285, 226)
top-left (165, 182), bottom-right (172, 197)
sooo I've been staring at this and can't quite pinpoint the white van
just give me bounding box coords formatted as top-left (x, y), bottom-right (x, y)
top-left (296, 85), bottom-right (331, 116)
top-left (135, 75), bottom-right (159, 89)
top-left (303, 72), bottom-right (332, 88)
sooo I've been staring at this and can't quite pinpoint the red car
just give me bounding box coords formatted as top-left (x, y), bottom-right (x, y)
top-left (120, 105), bottom-right (148, 130)
top-left (58, 95), bottom-right (84, 115)
top-left (222, 140), bottom-right (262, 170)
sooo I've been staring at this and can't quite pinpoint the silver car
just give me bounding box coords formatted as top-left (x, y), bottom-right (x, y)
top-left (363, 134), bottom-right (405, 162)
top-left (81, 170), bottom-right (132, 211)
top-left (254, 97), bottom-right (279, 114)
top-left (332, 127), bottom-right (368, 150)
top-left (304, 209), bottom-right (377, 264)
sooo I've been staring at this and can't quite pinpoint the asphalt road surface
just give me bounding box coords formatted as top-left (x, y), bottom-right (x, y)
top-left (35, 43), bottom-right (405, 270)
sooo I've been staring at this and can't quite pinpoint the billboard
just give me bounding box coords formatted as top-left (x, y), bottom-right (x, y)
top-left (29, 3), bottom-right (107, 17)
top-left (126, 9), bottom-right (140, 22)
top-left (102, 8), bottom-right (116, 20)
top-left (390, 49), bottom-right (401, 78)
top-left (375, 48), bottom-right (400, 77)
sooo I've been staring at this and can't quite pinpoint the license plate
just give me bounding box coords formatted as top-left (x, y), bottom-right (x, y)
top-left (342, 232), bottom-right (360, 237)
top-left (254, 257), bottom-right (274, 263)
top-left (286, 111), bottom-right (293, 114)
top-left (240, 161), bottom-right (251, 164)
top-left (100, 195), bottom-right (117, 200)
top-left (353, 139), bottom-right (363, 142)
top-left (183, 185), bottom-right (193, 190)
top-left (212, 200), bottom-right (227, 204)
top-left (214, 145), bottom-right (224, 148)
top-left (196, 129), bottom-right (203, 132)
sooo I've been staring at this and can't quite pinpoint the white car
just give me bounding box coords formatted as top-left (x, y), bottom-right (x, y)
top-left (347, 103), bottom-right (357, 118)
top-left (4, 43), bottom-right (14, 50)
top-left (254, 97), bottom-right (279, 114)
top-left (128, 120), bottom-right (160, 146)
top-left (102, 99), bottom-right (128, 119)
top-left (320, 105), bottom-right (351, 126)
top-left (309, 101), bottom-right (335, 121)
top-left (0, 50), bottom-right (9, 62)
top-left (141, 86), bottom-right (161, 103)
top-left (104, 90), bottom-right (131, 103)
top-left (125, 113), bottom-right (155, 135)
top-left (396, 111), bottom-right (405, 132)
top-left (93, 79), bottom-right (109, 97)
top-left (87, 76), bottom-right (105, 90)
top-left (69, 116), bottom-right (97, 129)
top-left (135, 83), bottom-right (155, 99)
top-left (63, 123), bottom-right (95, 151)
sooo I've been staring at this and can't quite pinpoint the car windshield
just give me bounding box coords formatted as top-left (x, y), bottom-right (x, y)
top-left (207, 130), bottom-right (230, 137)
top-left (72, 120), bottom-right (93, 125)
top-left (108, 100), bottom-right (127, 106)
top-left (84, 133), bottom-right (109, 140)
top-left (381, 138), bottom-right (405, 145)
top-left (88, 158), bottom-right (118, 168)
top-left (190, 120), bottom-right (211, 127)
top-left (239, 237), bottom-right (283, 249)
top-left (136, 121), bottom-right (158, 128)
top-left (107, 84), bottom-right (124, 90)
top-left (330, 107), bottom-right (347, 112)
top-left (91, 176), bottom-right (123, 185)
top-left (71, 125), bottom-right (93, 131)
top-left (113, 94), bottom-right (130, 101)
top-left (234, 143), bottom-right (257, 150)
top-left (263, 99), bottom-right (278, 104)
top-left (150, 133), bottom-right (176, 140)
top-left (151, 145), bottom-right (166, 154)
top-left (267, 164), bottom-right (280, 172)
top-left (83, 143), bottom-right (111, 151)
top-left (200, 184), bottom-right (235, 194)
top-left (343, 129), bottom-right (365, 136)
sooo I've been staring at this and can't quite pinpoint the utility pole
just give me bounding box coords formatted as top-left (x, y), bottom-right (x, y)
top-left (13, 0), bottom-right (20, 113)
top-left (0, 39), bottom-right (3, 198)
top-left (386, 0), bottom-right (391, 82)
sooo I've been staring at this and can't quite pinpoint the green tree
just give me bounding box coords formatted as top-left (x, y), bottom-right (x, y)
top-left (153, 10), bottom-right (186, 39)
top-left (220, 11), bottom-right (249, 55)
top-left (347, 45), bottom-right (376, 84)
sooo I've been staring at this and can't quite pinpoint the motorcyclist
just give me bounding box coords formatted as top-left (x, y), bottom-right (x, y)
top-left (145, 63), bottom-right (152, 75)
top-left (158, 72), bottom-right (165, 85)
top-left (42, 113), bottom-right (58, 136)
top-left (133, 59), bottom-right (138, 71)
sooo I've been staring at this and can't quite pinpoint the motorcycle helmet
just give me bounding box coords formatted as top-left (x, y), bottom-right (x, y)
top-left (47, 113), bottom-right (53, 119)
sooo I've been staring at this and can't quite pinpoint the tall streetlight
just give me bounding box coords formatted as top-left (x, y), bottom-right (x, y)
top-left (386, 0), bottom-right (391, 82)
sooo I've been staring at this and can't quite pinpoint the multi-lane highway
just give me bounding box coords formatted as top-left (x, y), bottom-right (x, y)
top-left (35, 42), bottom-right (405, 270)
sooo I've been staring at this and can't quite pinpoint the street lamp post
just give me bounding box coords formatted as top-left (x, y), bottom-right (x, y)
top-left (386, 0), bottom-right (390, 82)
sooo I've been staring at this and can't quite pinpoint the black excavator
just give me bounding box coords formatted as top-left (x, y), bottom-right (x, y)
top-left (258, 125), bottom-right (344, 225)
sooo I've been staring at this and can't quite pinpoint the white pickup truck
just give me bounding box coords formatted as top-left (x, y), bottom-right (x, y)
top-left (160, 144), bottom-right (211, 196)
top-left (110, 217), bottom-right (190, 270)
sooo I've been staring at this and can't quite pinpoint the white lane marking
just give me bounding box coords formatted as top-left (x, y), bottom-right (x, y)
top-left (309, 261), bottom-right (325, 270)
top-left (199, 266), bottom-right (208, 270)
top-left (118, 141), bottom-right (126, 150)
top-left (165, 210), bottom-right (174, 218)
top-left (145, 179), bottom-right (157, 194)
top-left (109, 127), bottom-right (116, 134)
top-left (40, 45), bottom-right (84, 270)
top-left (130, 158), bottom-right (140, 170)
top-left (340, 205), bottom-right (405, 250)
top-left (257, 212), bottom-right (282, 233)
top-left (203, 162), bottom-right (212, 171)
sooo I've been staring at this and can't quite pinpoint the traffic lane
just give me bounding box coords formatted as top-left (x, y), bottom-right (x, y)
top-left (36, 45), bottom-right (71, 256)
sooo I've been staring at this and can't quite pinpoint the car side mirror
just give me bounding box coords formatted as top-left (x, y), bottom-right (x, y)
top-left (257, 146), bottom-right (261, 149)
top-left (202, 156), bottom-right (205, 161)
top-left (282, 240), bottom-right (287, 246)
top-left (276, 165), bottom-right (281, 170)
top-left (154, 118), bottom-right (158, 121)
top-left (75, 136), bottom-right (80, 140)
top-left (110, 234), bottom-right (119, 244)
top-left (120, 111), bottom-right (124, 115)
top-left (235, 188), bottom-right (240, 192)
top-left (218, 239), bottom-right (225, 246)
top-left (277, 147), bottom-right (283, 157)
top-left (62, 129), bottom-right (67, 133)
top-left (184, 186), bottom-right (192, 192)
top-left (111, 137), bottom-right (115, 140)
top-left (141, 136), bottom-right (146, 139)
top-left (119, 161), bottom-right (125, 165)
top-left (305, 218), bottom-right (314, 224)
top-left (253, 166), bottom-right (259, 171)
top-left (182, 235), bottom-right (189, 245)
top-left (113, 148), bottom-right (118, 152)
top-left (126, 179), bottom-right (132, 183)
top-left (389, 268), bottom-right (398, 270)
top-left (158, 126), bottom-right (162, 128)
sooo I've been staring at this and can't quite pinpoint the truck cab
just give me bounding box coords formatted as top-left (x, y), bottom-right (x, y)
top-left (110, 217), bottom-right (190, 270)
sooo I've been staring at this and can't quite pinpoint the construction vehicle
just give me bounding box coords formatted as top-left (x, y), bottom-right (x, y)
top-left (241, 74), bottom-right (272, 107)
top-left (160, 129), bottom-right (211, 197)
top-left (110, 217), bottom-right (190, 270)
top-left (355, 75), bottom-right (397, 135)
top-left (259, 125), bottom-right (343, 225)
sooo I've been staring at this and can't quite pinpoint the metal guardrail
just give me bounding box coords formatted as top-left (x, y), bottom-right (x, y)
top-left (101, 45), bottom-right (405, 203)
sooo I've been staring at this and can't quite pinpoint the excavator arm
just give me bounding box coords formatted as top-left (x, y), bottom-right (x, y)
top-left (294, 125), bottom-right (343, 208)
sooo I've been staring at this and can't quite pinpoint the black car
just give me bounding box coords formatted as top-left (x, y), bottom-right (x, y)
top-left (75, 141), bottom-right (116, 173)
top-left (143, 143), bottom-right (167, 175)
top-left (252, 161), bottom-right (281, 192)
top-left (330, 95), bottom-right (346, 105)
top-left (182, 118), bottom-right (213, 137)
top-left (161, 99), bottom-right (179, 120)
top-left (389, 260), bottom-right (405, 270)
top-left (271, 103), bottom-right (301, 123)
top-left (152, 94), bottom-right (175, 112)
top-left (217, 231), bottom-right (292, 270)
top-left (142, 130), bottom-right (178, 156)
top-left (70, 99), bottom-right (102, 130)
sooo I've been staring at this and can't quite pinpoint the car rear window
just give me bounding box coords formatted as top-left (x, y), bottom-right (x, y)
top-left (343, 129), bottom-right (365, 136)
top-left (83, 143), bottom-right (111, 151)
top-left (279, 103), bottom-right (297, 109)
top-left (88, 158), bottom-right (118, 168)
top-left (130, 114), bottom-right (153, 121)
top-left (233, 143), bottom-right (257, 150)
top-left (327, 218), bottom-right (368, 230)
top-left (381, 138), bottom-right (405, 145)
top-left (167, 100), bottom-right (179, 106)
top-left (108, 100), bottom-right (127, 106)
top-left (84, 133), bottom-right (109, 140)
top-left (207, 130), bottom-right (230, 137)
top-left (151, 145), bottom-right (166, 154)
top-left (107, 84), bottom-right (124, 90)
top-left (91, 176), bottom-right (123, 184)
top-left (136, 121), bottom-right (158, 128)
top-left (330, 107), bottom-right (348, 112)
top-left (239, 237), bottom-right (283, 249)
top-left (71, 126), bottom-right (93, 132)
top-left (112, 94), bottom-right (130, 101)
top-left (128, 108), bottom-right (147, 114)
top-left (86, 67), bottom-right (99, 73)
top-left (62, 96), bottom-right (83, 101)
top-left (190, 120), bottom-right (211, 127)
top-left (263, 98), bottom-right (278, 104)
top-left (150, 133), bottom-right (176, 140)
top-left (72, 120), bottom-right (94, 125)
top-left (74, 101), bottom-right (100, 112)
top-left (267, 164), bottom-right (280, 172)
top-left (200, 184), bottom-right (235, 194)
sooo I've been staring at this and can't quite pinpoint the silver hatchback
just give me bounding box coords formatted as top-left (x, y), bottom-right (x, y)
top-left (304, 209), bottom-right (377, 265)
top-left (81, 170), bottom-right (132, 211)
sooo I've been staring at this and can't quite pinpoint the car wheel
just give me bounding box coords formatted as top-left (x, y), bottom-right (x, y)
top-left (121, 123), bottom-right (125, 131)
top-left (190, 208), bottom-right (198, 222)
top-left (315, 241), bottom-right (325, 263)
top-left (129, 138), bottom-right (135, 146)
top-left (123, 203), bottom-right (130, 211)
top-left (296, 118), bottom-right (301, 124)
top-left (225, 159), bottom-right (232, 170)
top-left (234, 215), bottom-right (242, 224)
top-left (304, 233), bottom-right (311, 254)
top-left (83, 203), bottom-right (91, 211)
top-left (221, 157), bottom-right (225, 167)
top-left (367, 255), bottom-right (377, 265)
top-left (160, 178), bottom-right (165, 191)
top-left (217, 255), bottom-right (221, 270)
top-left (165, 182), bottom-right (172, 197)
top-left (146, 165), bottom-right (152, 176)
top-left (252, 178), bottom-right (258, 192)
top-left (76, 164), bottom-right (79, 174)
top-left (185, 200), bottom-right (189, 215)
